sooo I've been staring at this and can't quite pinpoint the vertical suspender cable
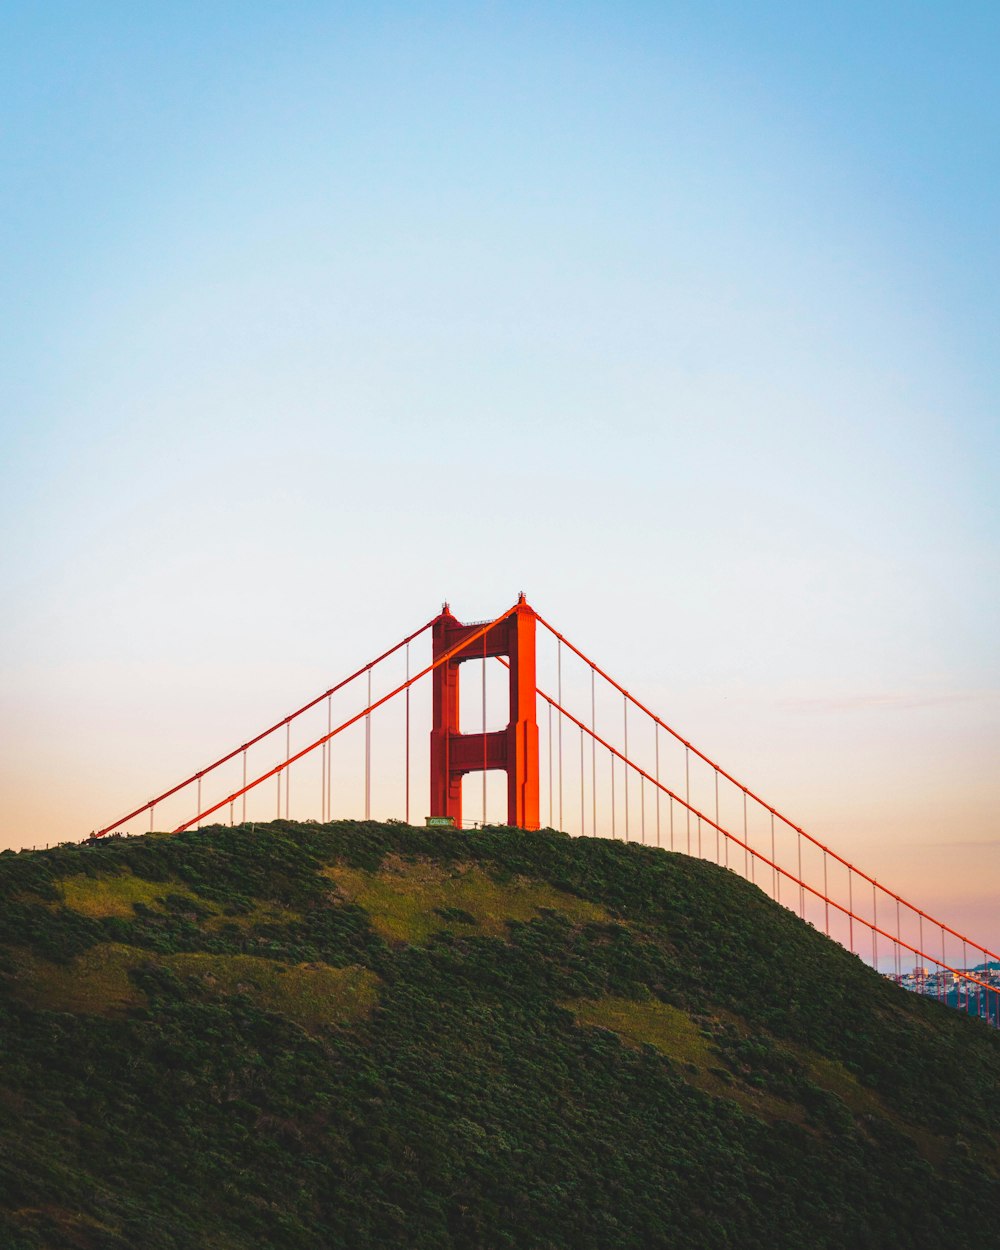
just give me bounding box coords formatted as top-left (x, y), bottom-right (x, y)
top-left (548, 702), bottom-right (553, 828)
top-left (591, 668), bottom-right (597, 837)
top-left (285, 722), bottom-right (290, 819)
top-left (326, 695), bottom-right (332, 823)
top-left (981, 947), bottom-right (989, 1022)
top-left (798, 831), bottom-right (804, 918)
top-left (365, 669), bottom-right (371, 821)
top-left (669, 793), bottom-right (674, 851)
top-left (824, 852), bottom-right (829, 935)
top-left (197, 776), bottom-right (202, 829)
top-left (580, 726), bottom-right (585, 836)
top-left (872, 883), bottom-right (878, 969)
top-left (242, 750), bottom-right (247, 825)
top-left (276, 769), bottom-right (281, 819)
top-left (405, 644), bottom-right (410, 826)
top-left (743, 790), bottom-right (749, 879)
top-left (150, 805), bottom-right (155, 834)
top-left (685, 747), bottom-right (690, 853)
top-left (714, 772), bottom-right (720, 864)
top-left (848, 871), bottom-right (854, 954)
top-left (655, 725), bottom-right (660, 847)
top-left (611, 753), bottom-right (616, 839)
top-left (771, 813), bottom-right (778, 902)
top-left (963, 940), bottom-right (968, 1013)
top-left (320, 705), bottom-right (327, 822)
top-left (623, 695), bottom-right (629, 843)
top-left (976, 947), bottom-right (983, 1019)
top-left (557, 642), bottom-right (563, 830)
top-left (482, 633), bottom-right (487, 827)
top-left (640, 773), bottom-right (645, 844)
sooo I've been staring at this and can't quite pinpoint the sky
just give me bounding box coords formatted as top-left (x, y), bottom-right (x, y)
top-left (1, 3), bottom-right (997, 949)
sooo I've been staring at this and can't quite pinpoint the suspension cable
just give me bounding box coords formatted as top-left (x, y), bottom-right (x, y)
top-left (531, 610), bottom-right (999, 963)
top-left (528, 678), bottom-right (995, 995)
top-left (96, 614), bottom-right (437, 837)
top-left (173, 606), bottom-right (519, 833)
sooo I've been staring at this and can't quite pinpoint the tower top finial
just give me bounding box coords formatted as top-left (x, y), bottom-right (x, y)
top-left (442, 601), bottom-right (450, 615)
top-left (517, 590), bottom-right (526, 604)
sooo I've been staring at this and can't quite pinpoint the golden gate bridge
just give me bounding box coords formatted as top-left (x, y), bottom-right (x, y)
top-left (89, 594), bottom-right (998, 1026)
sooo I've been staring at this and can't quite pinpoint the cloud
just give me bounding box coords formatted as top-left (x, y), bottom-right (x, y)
top-left (779, 691), bottom-right (991, 713)
top-left (910, 839), bottom-right (1000, 851)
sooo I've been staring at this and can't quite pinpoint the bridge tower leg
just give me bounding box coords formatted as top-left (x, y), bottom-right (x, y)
top-left (430, 594), bottom-right (539, 829)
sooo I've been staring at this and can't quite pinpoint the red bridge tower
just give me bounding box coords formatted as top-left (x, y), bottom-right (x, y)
top-left (430, 594), bottom-right (539, 829)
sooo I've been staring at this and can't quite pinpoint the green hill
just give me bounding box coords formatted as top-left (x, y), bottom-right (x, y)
top-left (1, 820), bottom-right (998, 1249)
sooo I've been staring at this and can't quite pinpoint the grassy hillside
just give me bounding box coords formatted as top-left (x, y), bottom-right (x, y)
top-left (1, 820), bottom-right (998, 1249)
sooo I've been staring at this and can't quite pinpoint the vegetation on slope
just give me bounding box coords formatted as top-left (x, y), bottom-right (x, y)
top-left (0, 820), bottom-right (998, 1249)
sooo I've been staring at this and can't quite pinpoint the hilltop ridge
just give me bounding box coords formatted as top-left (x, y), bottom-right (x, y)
top-left (1, 819), bottom-right (998, 1249)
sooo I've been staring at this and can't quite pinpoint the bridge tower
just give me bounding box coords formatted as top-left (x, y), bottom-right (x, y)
top-left (430, 594), bottom-right (539, 829)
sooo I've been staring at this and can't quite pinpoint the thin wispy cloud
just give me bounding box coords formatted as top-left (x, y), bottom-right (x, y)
top-left (911, 839), bottom-right (1000, 851)
top-left (780, 691), bottom-right (991, 714)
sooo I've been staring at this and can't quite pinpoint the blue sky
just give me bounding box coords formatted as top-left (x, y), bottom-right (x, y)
top-left (1, 3), bottom-right (997, 940)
